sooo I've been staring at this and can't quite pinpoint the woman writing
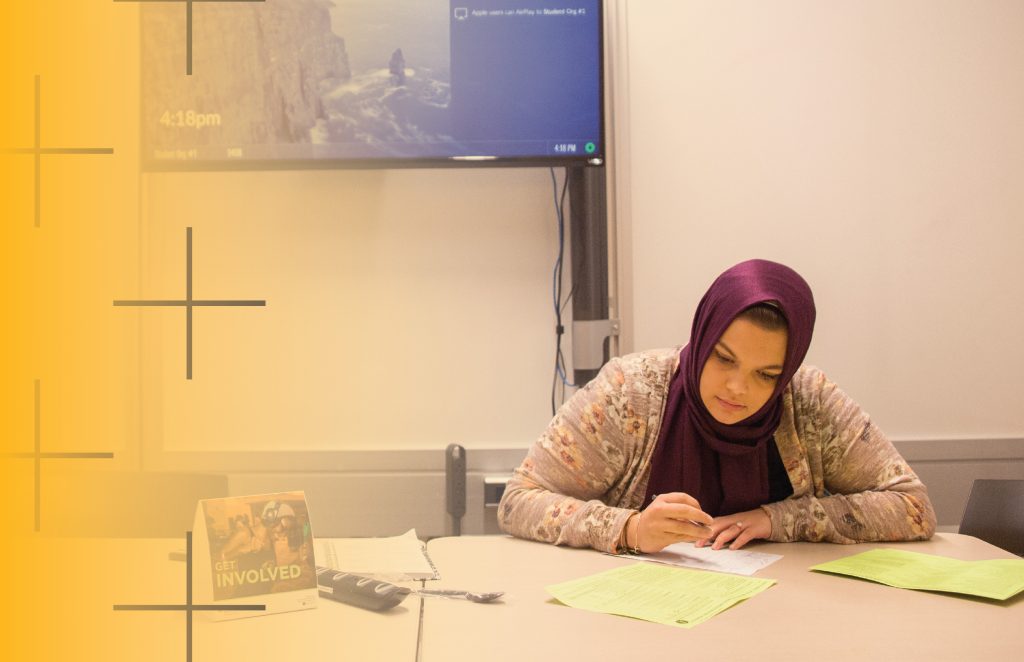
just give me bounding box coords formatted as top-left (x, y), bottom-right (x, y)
top-left (498, 259), bottom-right (936, 553)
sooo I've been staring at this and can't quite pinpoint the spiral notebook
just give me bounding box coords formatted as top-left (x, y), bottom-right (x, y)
top-left (314, 529), bottom-right (439, 581)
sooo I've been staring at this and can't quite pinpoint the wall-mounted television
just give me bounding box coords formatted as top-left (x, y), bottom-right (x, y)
top-left (141, 0), bottom-right (604, 170)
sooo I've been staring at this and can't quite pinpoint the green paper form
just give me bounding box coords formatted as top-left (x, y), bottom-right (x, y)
top-left (545, 562), bottom-right (775, 628)
top-left (810, 548), bottom-right (1024, 600)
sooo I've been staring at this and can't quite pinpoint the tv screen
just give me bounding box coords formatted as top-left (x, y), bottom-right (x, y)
top-left (140, 0), bottom-right (604, 170)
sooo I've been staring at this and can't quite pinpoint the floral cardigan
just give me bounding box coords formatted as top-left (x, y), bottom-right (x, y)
top-left (498, 348), bottom-right (937, 553)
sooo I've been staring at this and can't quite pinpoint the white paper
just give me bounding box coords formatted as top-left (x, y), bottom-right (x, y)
top-left (614, 541), bottom-right (782, 576)
top-left (314, 529), bottom-right (439, 580)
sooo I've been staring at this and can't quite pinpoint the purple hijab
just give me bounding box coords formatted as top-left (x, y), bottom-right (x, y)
top-left (642, 259), bottom-right (816, 516)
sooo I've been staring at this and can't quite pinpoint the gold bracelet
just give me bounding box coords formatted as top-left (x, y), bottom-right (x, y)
top-left (629, 511), bottom-right (643, 554)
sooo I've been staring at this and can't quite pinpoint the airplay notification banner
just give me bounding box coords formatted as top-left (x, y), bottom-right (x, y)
top-left (450, 1), bottom-right (602, 158)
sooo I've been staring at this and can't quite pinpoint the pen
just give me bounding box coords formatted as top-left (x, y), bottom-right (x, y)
top-left (650, 494), bottom-right (713, 533)
top-left (688, 520), bottom-right (712, 533)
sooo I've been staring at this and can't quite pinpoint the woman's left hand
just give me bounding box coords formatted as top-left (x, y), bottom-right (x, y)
top-left (694, 508), bottom-right (772, 550)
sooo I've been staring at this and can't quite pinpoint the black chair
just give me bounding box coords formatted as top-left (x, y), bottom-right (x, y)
top-left (958, 479), bottom-right (1024, 556)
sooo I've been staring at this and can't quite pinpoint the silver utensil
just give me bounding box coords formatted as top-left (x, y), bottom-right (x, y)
top-left (415, 588), bottom-right (504, 603)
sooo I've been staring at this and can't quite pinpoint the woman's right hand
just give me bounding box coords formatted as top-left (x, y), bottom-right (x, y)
top-left (627, 492), bottom-right (714, 553)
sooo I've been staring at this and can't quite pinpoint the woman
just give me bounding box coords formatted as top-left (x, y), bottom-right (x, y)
top-left (498, 259), bottom-right (936, 553)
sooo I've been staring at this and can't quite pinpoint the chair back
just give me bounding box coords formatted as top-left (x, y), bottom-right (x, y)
top-left (958, 479), bottom-right (1024, 556)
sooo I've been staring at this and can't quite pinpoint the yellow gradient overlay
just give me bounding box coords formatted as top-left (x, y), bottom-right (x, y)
top-left (0, 2), bottom-right (157, 660)
top-left (3, 2), bottom-right (412, 660)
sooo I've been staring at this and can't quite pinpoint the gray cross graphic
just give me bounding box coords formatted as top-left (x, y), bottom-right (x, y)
top-left (0, 380), bottom-right (114, 532)
top-left (115, 531), bottom-right (266, 662)
top-left (0, 76), bottom-right (114, 228)
top-left (114, 227), bottom-right (266, 379)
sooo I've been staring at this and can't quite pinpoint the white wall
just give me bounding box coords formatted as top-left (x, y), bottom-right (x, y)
top-left (613, 0), bottom-right (1024, 440)
top-left (140, 167), bottom-right (565, 458)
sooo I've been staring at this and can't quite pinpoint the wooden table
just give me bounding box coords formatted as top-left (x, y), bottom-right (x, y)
top-left (419, 534), bottom-right (1023, 662)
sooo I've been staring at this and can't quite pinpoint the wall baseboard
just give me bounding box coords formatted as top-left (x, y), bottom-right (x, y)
top-left (218, 438), bottom-right (1024, 537)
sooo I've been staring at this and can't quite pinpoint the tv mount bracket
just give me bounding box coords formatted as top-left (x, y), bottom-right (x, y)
top-left (572, 319), bottom-right (621, 371)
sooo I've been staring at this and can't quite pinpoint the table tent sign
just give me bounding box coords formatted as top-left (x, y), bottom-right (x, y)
top-left (192, 491), bottom-right (318, 619)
